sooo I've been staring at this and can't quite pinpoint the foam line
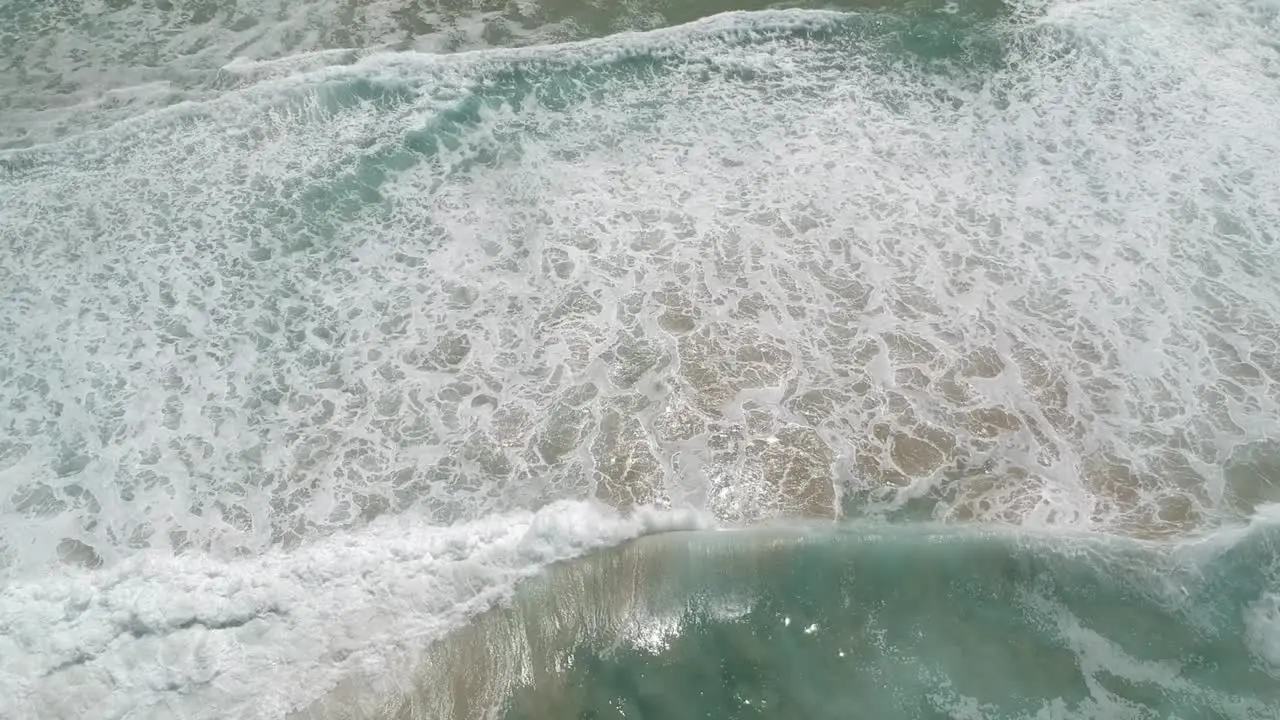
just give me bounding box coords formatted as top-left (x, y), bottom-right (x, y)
top-left (0, 501), bottom-right (714, 719)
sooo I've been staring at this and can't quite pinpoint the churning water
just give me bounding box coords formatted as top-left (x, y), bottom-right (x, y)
top-left (1, 0), bottom-right (1278, 717)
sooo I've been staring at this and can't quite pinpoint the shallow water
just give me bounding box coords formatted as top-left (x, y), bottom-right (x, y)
top-left (1, 0), bottom-right (1279, 717)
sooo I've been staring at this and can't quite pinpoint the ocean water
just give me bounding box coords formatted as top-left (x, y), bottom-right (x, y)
top-left (1, 0), bottom-right (1278, 718)
top-left (300, 521), bottom-right (1280, 720)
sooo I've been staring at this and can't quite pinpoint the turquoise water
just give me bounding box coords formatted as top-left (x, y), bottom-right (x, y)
top-left (498, 526), bottom-right (1280, 720)
top-left (299, 519), bottom-right (1280, 719)
top-left (2, 0), bottom-right (1279, 718)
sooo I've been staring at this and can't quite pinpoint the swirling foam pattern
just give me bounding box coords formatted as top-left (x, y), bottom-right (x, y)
top-left (1, 0), bottom-right (1279, 716)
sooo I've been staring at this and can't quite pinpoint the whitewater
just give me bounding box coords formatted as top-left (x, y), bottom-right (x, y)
top-left (1, 0), bottom-right (1279, 717)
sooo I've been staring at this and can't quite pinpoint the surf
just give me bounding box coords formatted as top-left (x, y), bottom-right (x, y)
top-left (1, 0), bottom-right (1279, 717)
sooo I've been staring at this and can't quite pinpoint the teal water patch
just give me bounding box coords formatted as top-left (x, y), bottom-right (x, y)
top-left (473, 523), bottom-right (1279, 720)
top-left (310, 4), bottom-right (1017, 225)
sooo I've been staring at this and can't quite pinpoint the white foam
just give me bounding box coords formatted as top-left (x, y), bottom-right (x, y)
top-left (0, 500), bottom-right (713, 720)
top-left (2, 0), bottom-right (1280, 712)
top-left (0, 0), bottom-right (752, 150)
top-left (4, 0), bottom-right (1280, 574)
